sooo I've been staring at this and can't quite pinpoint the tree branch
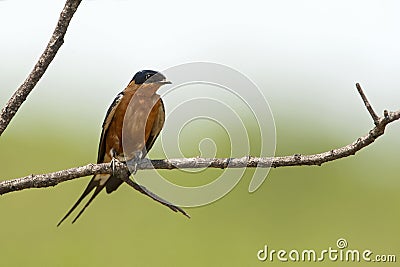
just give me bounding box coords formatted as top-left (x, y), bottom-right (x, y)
top-left (0, 0), bottom-right (82, 136)
top-left (1, 87), bottom-right (399, 195)
top-left (356, 83), bottom-right (380, 125)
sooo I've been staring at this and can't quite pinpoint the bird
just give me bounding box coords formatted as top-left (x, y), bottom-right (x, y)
top-left (57, 70), bottom-right (188, 226)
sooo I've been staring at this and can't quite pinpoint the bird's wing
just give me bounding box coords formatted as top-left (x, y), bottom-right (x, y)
top-left (97, 92), bottom-right (124, 163)
top-left (57, 92), bottom-right (124, 226)
top-left (144, 98), bottom-right (165, 154)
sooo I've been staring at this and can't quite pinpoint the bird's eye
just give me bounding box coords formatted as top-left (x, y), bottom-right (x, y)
top-left (146, 74), bottom-right (151, 80)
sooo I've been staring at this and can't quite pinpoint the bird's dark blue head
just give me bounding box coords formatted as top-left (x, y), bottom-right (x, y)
top-left (130, 70), bottom-right (170, 85)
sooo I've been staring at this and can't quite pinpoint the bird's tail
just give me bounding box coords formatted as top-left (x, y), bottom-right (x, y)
top-left (57, 174), bottom-right (108, 226)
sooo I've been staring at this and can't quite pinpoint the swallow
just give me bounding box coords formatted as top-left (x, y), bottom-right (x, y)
top-left (57, 70), bottom-right (188, 226)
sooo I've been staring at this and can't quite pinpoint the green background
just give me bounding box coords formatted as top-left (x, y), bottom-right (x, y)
top-left (1, 1), bottom-right (400, 266)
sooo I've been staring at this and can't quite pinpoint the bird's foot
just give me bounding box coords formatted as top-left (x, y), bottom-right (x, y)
top-left (126, 151), bottom-right (143, 174)
top-left (110, 157), bottom-right (121, 176)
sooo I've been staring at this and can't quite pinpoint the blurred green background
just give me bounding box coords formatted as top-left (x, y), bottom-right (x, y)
top-left (1, 1), bottom-right (400, 266)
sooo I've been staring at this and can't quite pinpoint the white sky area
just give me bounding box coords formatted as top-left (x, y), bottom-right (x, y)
top-left (0, 0), bottom-right (399, 138)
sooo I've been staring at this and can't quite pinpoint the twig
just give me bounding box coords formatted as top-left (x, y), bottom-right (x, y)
top-left (1, 105), bottom-right (399, 196)
top-left (356, 83), bottom-right (380, 125)
top-left (0, 0), bottom-right (82, 136)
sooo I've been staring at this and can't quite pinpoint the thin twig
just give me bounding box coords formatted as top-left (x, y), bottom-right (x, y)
top-left (356, 83), bottom-right (380, 125)
top-left (0, 0), bottom-right (82, 136)
top-left (1, 108), bottom-right (398, 196)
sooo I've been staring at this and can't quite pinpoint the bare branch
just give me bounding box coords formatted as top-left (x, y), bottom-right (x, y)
top-left (1, 107), bottom-right (399, 196)
top-left (0, 0), bottom-right (82, 136)
top-left (0, 163), bottom-right (118, 195)
top-left (356, 83), bottom-right (380, 125)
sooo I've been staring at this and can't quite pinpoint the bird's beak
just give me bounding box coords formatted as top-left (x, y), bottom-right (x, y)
top-left (156, 80), bottom-right (172, 85)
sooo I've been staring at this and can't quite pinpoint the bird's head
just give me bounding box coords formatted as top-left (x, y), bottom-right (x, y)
top-left (128, 70), bottom-right (171, 96)
top-left (130, 70), bottom-right (171, 85)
